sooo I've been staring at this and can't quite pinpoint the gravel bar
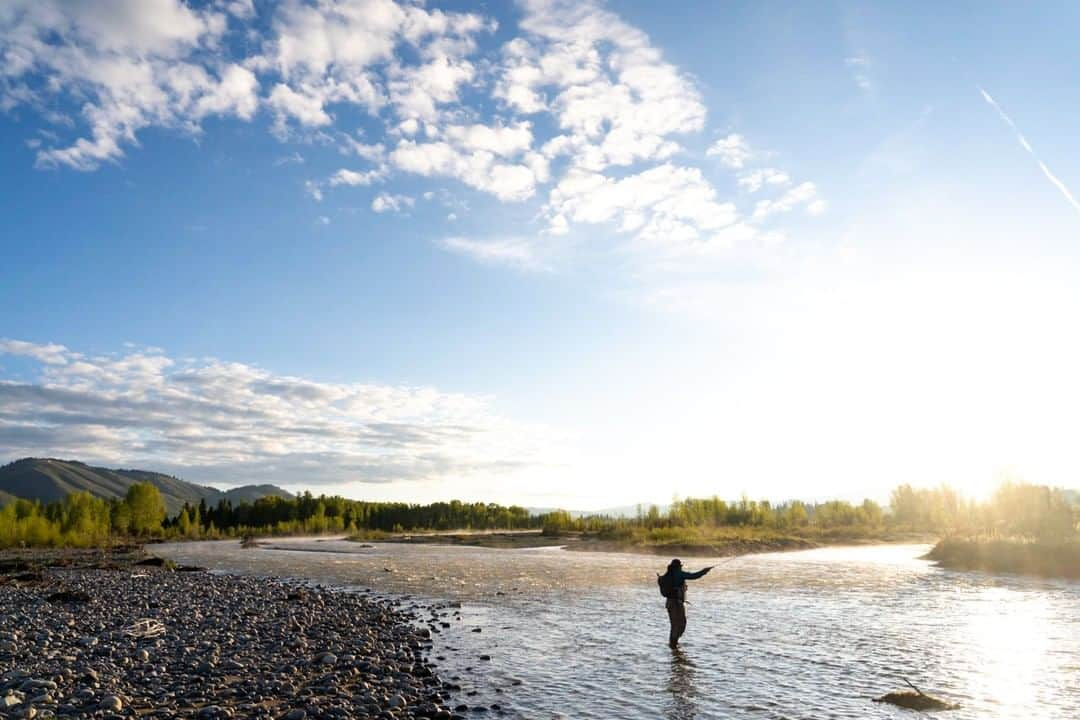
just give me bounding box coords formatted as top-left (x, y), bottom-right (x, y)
top-left (0, 567), bottom-right (474, 719)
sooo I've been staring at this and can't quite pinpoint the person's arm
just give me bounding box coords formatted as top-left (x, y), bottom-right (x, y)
top-left (681, 566), bottom-right (713, 581)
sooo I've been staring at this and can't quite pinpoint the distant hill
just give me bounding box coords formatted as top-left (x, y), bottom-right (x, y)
top-left (527, 503), bottom-right (669, 519)
top-left (0, 458), bottom-right (293, 515)
top-left (218, 484), bottom-right (294, 505)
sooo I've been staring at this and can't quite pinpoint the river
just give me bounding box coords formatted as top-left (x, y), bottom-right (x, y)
top-left (155, 539), bottom-right (1078, 719)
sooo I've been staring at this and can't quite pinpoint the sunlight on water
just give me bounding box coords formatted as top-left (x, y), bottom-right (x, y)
top-left (156, 539), bottom-right (1079, 719)
top-left (960, 589), bottom-right (1053, 719)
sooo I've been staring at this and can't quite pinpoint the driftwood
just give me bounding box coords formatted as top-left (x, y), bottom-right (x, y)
top-left (122, 618), bottom-right (166, 639)
top-left (873, 678), bottom-right (960, 711)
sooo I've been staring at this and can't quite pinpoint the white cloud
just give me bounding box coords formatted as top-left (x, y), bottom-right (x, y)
top-left (274, 151), bottom-right (305, 166)
top-left (438, 236), bottom-right (550, 271)
top-left (339, 136), bottom-right (385, 162)
top-left (328, 167), bottom-right (385, 187)
top-left (221, 0), bottom-right (256, 20)
top-left (443, 122), bottom-right (533, 158)
top-left (546, 164), bottom-right (737, 251)
top-left (845, 55), bottom-right (872, 93)
top-left (495, 0), bottom-right (704, 172)
top-left (0, 339), bottom-right (72, 366)
top-left (752, 181), bottom-right (822, 219)
top-left (1, 0), bottom-right (258, 170)
top-left (0, 0), bottom-right (826, 275)
top-left (738, 168), bottom-right (790, 193)
top-left (707, 133), bottom-right (751, 169)
top-left (390, 140), bottom-right (540, 201)
top-left (267, 82), bottom-right (333, 131)
top-left (0, 339), bottom-right (549, 487)
top-left (388, 54), bottom-right (477, 122)
top-left (260, 0), bottom-right (492, 133)
top-left (371, 192), bottom-right (414, 213)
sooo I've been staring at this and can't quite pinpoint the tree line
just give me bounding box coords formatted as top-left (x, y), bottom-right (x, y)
top-left (0, 479), bottom-right (1075, 548)
top-left (0, 483), bottom-right (166, 547)
top-left (541, 481), bottom-right (1077, 542)
top-left (166, 493), bottom-right (537, 539)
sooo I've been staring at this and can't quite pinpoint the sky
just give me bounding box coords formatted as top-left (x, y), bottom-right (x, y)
top-left (1, 0), bottom-right (1079, 509)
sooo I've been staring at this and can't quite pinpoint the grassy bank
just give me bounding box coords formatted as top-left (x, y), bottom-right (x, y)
top-left (924, 537), bottom-right (1080, 579)
top-left (347, 526), bottom-right (935, 557)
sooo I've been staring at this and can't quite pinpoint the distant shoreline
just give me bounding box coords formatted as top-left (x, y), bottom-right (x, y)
top-left (346, 529), bottom-right (937, 557)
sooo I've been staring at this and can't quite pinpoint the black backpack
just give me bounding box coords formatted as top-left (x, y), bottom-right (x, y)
top-left (657, 571), bottom-right (676, 598)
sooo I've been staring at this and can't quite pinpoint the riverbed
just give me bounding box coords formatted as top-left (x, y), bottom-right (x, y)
top-left (156, 539), bottom-right (1079, 719)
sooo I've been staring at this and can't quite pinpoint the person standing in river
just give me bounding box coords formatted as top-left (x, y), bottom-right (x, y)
top-left (658, 558), bottom-right (713, 648)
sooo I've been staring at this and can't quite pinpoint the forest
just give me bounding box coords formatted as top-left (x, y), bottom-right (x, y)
top-left (0, 479), bottom-right (1075, 548)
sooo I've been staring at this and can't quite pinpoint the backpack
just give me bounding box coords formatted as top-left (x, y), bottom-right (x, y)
top-left (657, 571), bottom-right (676, 598)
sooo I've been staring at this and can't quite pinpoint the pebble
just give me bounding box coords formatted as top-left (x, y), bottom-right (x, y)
top-left (0, 567), bottom-right (467, 719)
top-left (99, 694), bottom-right (123, 711)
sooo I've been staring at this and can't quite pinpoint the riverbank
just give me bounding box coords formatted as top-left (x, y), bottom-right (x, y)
top-left (347, 528), bottom-right (936, 557)
top-left (0, 552), bottom-right (472, 719)
top-left (924, 537), bottom-right (1080, 579)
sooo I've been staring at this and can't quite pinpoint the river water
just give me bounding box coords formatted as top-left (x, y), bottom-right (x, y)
top-left (156, 539), bottom-right (1078, 719)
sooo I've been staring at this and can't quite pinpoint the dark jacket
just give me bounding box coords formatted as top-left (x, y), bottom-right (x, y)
top-left (667, 567), bottom-right (709, 603)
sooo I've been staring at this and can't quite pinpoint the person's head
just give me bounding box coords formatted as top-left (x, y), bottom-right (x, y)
top-left (668, 558), bottom-right (682, 573)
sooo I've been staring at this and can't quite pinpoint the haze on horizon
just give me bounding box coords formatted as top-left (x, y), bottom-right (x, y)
top-left (2, 1), bottom-right (1079, 510)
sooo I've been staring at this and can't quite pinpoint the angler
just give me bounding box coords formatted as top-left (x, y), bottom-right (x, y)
top-left (657, 558), bottom-right (713, 648)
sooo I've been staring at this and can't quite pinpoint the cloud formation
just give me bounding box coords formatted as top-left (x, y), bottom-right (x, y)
top-left (438, 236), bottom-right (551, 271)
top-left (0, 339), bottom-right (547, 488)
top-left (1, 0), bottom-right (824, 267)
top-left (0, 0), bottom-right (257, 169)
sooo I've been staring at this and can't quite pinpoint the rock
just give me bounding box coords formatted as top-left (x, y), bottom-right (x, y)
top-left (873, 690), bottom-right (960, 711)
top-left (45, 591), bottom-right (90, 604)
top-left (135, 557), bottom-right (168, 567)
top-left (99, 695), bottom-right (123, 712)
top-left (0, 567), bottom-right (477, 720)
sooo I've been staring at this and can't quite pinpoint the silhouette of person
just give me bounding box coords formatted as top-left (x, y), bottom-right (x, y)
top-left (662, 558), bottom-right (712, 648)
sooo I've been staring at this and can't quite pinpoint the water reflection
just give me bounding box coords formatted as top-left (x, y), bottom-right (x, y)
top-left (668, 647), bottom-right (699, 719)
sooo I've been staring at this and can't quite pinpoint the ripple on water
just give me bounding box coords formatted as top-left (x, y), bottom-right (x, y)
top-left (156, 539), bottom-right (1080, 720)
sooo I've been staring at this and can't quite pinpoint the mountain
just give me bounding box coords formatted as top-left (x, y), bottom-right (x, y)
top-left (0, 458), bottom-right (293, 515)
top-left (219, 484), bottom-right (294, 505)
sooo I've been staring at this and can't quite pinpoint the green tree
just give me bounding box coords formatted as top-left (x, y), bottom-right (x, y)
top-left (124, 483), bottom-right (165, 535)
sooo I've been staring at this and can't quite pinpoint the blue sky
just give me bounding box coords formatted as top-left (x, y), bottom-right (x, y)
top-left (1, 0), bottom-right (1078, 507)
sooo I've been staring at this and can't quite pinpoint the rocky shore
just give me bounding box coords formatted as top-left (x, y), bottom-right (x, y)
top-left (0, 563), bottom-right (483, 719)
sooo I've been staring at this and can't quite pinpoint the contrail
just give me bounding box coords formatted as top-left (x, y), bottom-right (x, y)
top-left (978, 86), bottom-right (1080, 216)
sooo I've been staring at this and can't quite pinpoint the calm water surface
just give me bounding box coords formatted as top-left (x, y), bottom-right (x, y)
top-left (156, 539), bottom-right (1078, 719)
